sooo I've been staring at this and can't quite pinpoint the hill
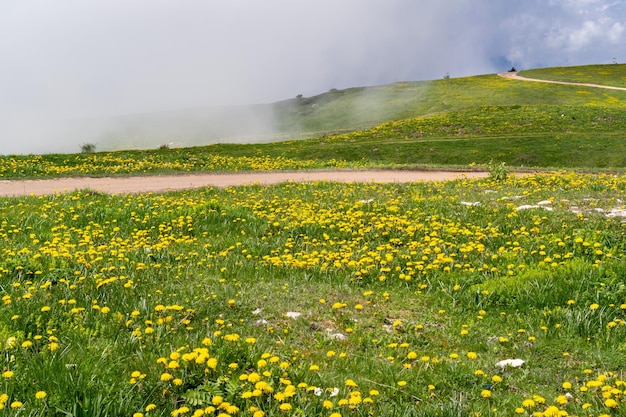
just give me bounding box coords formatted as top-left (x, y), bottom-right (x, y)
top-left (69, 64), bottom-right (626, 152)
top-left (3, 64), bottom-right (626, 176)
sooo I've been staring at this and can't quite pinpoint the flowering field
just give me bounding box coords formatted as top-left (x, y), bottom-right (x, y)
top-left (1, 172), bottom-right (625, 416)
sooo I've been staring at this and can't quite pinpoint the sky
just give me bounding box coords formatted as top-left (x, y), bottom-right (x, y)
top-left (1, 0), bottom-right (625, 154)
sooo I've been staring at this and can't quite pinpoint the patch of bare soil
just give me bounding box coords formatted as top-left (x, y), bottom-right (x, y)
top-left (0, 170), bottom-right (489, 197)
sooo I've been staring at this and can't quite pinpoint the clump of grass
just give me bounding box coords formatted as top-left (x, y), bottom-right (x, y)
top-left (485, 159), bottom-right (508, 182)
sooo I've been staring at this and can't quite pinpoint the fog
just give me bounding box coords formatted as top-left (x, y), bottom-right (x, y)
top-left (1, 0), bottom-right (625, 154)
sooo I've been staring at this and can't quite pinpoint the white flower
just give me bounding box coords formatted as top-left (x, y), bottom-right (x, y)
top-left (328, 387), bottom-right (339, 397)
top-left (252, 308), bottom-right (263, 315)
top-left (313, 387), bottom-right (323, 396)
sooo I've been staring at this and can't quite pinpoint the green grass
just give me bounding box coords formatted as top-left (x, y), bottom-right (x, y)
top-left (520, 64), bottom-right (626, 88)
top-left (1, 173), bottom-right (626, 416)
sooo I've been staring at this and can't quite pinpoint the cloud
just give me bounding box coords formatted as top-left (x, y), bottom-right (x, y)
top-left (0, 0), bottom-right (625, 154)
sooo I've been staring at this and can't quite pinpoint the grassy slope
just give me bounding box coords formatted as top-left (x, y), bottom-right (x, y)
top-left (519, 64), bottom-right (626, 87)
top-left (3, 64), bottom-right (626, 178)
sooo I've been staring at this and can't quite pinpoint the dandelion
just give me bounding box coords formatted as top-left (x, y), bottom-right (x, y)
top-left (35, 391), bottom-right (47, 399)
top-left (555, 394), bottom-right (568, 405)
top-left (467, 352), bottom-right (477, 359)
top-left (481, 389), bottom-right (492, 398)
top-left (345, 379), bottom-right (358, 387)
top-left (605, 398), bottom-right (618, 408)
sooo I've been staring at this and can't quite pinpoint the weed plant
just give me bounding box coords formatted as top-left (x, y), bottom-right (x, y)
top-left (0, 172), bottom-right (625, 416)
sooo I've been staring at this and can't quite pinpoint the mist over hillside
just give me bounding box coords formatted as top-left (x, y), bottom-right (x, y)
top-left (10, 81), bottom-right (431, 154)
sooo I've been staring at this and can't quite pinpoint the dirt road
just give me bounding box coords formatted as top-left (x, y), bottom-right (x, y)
top-left (0, 170), bottom-right (489, 197)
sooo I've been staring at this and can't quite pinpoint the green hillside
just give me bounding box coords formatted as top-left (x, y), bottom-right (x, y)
top-left (3, 64), bottom-right (626, 177)
top-left (519, 64), bottom-right (626, 87)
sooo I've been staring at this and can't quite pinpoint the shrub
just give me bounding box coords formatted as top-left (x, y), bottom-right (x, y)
top-left (80, 143), bottom-right (97, 153)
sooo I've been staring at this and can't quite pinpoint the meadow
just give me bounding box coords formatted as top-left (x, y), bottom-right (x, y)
top-left (2, 64), bottom-right (626, 417)
top-left (1, 172), bottom-right (626, 417)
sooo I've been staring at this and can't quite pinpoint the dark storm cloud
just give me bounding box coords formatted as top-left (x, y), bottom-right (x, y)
top-left (1, 0), bottom-right (624, 154)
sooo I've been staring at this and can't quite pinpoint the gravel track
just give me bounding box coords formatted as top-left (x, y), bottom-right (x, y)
top-left (0, 170), bottom-right (489, 197)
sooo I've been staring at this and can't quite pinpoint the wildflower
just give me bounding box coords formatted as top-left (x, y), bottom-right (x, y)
top-left (2, 371), bottom-right (14, 379)
top-left (481, 389), bottom-right (492, 398)
top-left (345, 379), bottom-right (358, 387)
top-left (555, 394), bottom-right (568, 405)
top-left (467, 352), bottom-right (477, 359)
top-left (278, 403), bottom-right (292, 411)
top-left (605, 398), bottom-right (618, 408)
top-left (35, 391), bottom-right (47, 399)
top-left (543, 406), bottom-right (561, 417)
top-left (10, 401), bottom-right (23, 409)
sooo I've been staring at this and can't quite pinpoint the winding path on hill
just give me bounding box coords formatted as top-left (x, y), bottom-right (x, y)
top-left (498, 71), bottom-right (626, 91)
top-left (0, 170), bottom-right (490, 197)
